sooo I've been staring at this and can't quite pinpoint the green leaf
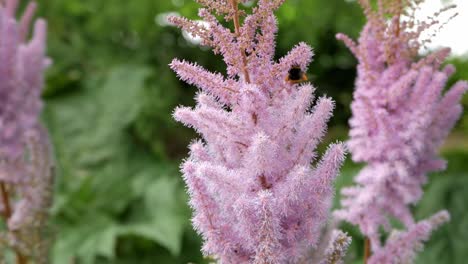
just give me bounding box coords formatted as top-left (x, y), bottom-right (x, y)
top-left (415, 169), bottom-right (468, 264)
top-left (52, 214), bottom-right (119, 264)
top-left (124, 174), bottom-right (188, 255)
top-left (45, 65), bottom-right (188, 262)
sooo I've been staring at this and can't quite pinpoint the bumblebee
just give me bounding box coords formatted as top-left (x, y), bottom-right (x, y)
top-left (286, 65), bottom-right (308, 84)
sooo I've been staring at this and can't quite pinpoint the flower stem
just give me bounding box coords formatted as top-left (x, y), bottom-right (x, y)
top-left (0, 183), bottom-right (12, 219)
top-left (395, 0), bottom-right (402, 37)
top-left (1, 182), bottom-right (28, 264)
top-left (364, 237), bottom-right (371, 264)
top-left (16, 253), bottom-right (28, 264)
top-left (229, 0), bottom-right (251, 83)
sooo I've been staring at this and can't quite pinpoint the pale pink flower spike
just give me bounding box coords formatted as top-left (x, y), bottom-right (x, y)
top-left (170, 0), bottom-right (349, 263)
top-left (335, 0), bottom-right (467, 262)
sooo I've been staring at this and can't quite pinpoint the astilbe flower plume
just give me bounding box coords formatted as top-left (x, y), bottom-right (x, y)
top-left (170, 0), bottom-right (349, 263)
top-left (334, 0), bottom-right (467, 262)
top-left (0, 0), bottom-right (53, 262)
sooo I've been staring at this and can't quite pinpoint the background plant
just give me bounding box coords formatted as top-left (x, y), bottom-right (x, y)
top-left (0, 0), bottom-right (52, 262)
top-left (334, 0), bottom-right (467, 262)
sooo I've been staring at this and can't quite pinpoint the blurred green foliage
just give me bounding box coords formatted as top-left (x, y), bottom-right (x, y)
top-left (32, 0), bottom-right (468, 263)
top-left (447, 57), bottom-right (468, 132)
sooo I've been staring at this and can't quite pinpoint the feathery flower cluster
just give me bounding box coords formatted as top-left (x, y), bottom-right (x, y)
top-left (0, 0), bottom-right (53, 262)
top-left (334, 0), bottom-right (467, 262)
top-left (0, 0), bottom-right (48, 159)
top-left (170, 0), bottom-right (349, 262)
top-left (369, 211), bottom-right (449, 263)
top-left (319, 230), bottom-right (352, 264)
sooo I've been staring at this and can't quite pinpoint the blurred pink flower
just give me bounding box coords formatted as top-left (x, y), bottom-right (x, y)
top-left (0, 0), bottom-right (53, 261)
top-left (0, 0), bottom-right (49, 160)
top-left (335, 0), bottom-right (467, 261)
